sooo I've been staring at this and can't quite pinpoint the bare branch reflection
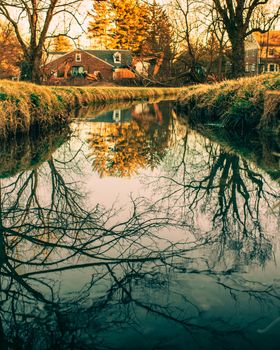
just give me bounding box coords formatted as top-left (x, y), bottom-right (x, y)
top-left (0, 103), bottom-right (279, 349)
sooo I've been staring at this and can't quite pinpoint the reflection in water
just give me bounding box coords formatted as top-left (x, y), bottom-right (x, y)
top-left (86, 103), bottom-right (172, 177)
top-left (0, 126), bottom-right (70, 178)
top-left (0, 102), bottom-right (279, 349)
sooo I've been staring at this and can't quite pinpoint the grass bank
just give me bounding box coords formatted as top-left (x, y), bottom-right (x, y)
top-left (176, 74), bottom-right (280, 134)
top-left (0, 80), bottom-right (182, 136)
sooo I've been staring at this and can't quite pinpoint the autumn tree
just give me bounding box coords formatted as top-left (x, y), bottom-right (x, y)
top-left (0, 0), bottom-right (83, 83)
top-left (142, 1), bottom-right (174, 77)
top-left (212, 0), bottom-right (280, 77)
top-left (0, 22), bottom-right (22, 79)
top-left (88, 0), bottom-right (149, 54)
top-left (52, 35), bottom-right (73, 52)
top-left (111, 0), bottom-right (149, 53)
top-left (88, 0), bottom-right (114, 49)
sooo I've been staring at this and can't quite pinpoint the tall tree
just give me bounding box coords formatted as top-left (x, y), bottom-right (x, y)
top-left (142, 0), bottom-right (174, 76)
top-left (171, 0), bottom-right (210, 82)
top-left (52, 35), bottom-right (73, 52)
top-left (111, 0), bottom-right (149, 53)
top-left (88, 0), bottom-right (113, 49)
top-left (0, 0), bottom-right (83, 83)
top-left (88, 0), bottom-right (149, 54)
top-left (212, 0), bottom-right (280, 77)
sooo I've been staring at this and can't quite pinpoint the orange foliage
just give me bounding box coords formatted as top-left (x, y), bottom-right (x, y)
top-left (87, 108), bottom-right (169, 178)
top-left (0, 23), bottom-right (22, 79)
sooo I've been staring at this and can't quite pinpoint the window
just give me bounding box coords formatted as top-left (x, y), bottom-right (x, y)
top-left (245, 63), bottom-right (249, 72)
top-left (75, 53), bottom-right (82, 62)
top-left (113, 52), bottom-right (121, 64)
top-left (269, 63), bottom-right (275, 72)
top-left (269, 64), bottom-right (280, 72)
top-left (251, 63), bottom-right (256, 72)
top-left (72, 66), bottom-right (85, 76)
top-left (113, 110), bottom-right (121, 123)
top-left (268, 48), bottom-right (275, 56)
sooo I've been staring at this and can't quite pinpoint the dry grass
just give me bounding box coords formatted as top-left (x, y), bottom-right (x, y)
top-left (177, 74), bottom-right (280, 131)
top-left (0, 80), bottom-right (182, 137)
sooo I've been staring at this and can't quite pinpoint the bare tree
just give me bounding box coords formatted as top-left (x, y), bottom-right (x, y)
top-left (171, 0), bottom-right (209, 82)
top-left (0, 0), bottom-right (83, 83)
top-left (0, 104), bottom-right (279, 348)
top-left (212, 0), bottom-right (280, 77)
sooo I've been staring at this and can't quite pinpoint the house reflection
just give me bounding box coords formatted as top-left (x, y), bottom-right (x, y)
top-left (86, 102), bottom-right (172, 177)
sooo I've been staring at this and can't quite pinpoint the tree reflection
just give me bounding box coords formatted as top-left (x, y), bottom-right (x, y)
top-left (0, 110), bottom-right (279, 349)
top-left (152, 127), bottom-right (279, 269)
top-left (0, 126), bottom-right (70, 179)
top-left (87, 102), bottom-right (172, 177)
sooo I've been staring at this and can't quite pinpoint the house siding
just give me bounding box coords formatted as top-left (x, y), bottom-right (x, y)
top-left (244, 36), bottom-right (259, 76)
top-left (245, 31), bottom-right (280, 75)
top-left (44, 50), bottom-right (114, 81)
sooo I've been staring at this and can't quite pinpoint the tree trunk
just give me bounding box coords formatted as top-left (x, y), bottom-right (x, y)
top-left (230, 34), bottom-right (246, 78)
top-left (21, 53), bottom-right (42, 84)
top-left (31, 56), bottom-right (42, 84)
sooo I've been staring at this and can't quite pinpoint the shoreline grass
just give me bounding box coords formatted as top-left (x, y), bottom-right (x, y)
top-left (176, 74), bottom-right (280, 134)
top-left (0, 80), bottom-right (183, 137)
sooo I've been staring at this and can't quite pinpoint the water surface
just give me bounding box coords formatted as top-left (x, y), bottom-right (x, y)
top-left (0, 101), bottom-right (279, 350)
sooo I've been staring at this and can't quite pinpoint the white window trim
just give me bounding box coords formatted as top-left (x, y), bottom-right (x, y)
top-left (76, 53), bottom-right (82, 62)
top-left (113, 52), bottom-right (121, 64)
top-left (113, 110), bottom-right (121, 122)
top-left (268, 63), bottom-right (277, 72)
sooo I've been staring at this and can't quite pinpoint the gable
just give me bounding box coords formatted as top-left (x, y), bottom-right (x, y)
top-left (45, 49), bottom-right (133, 69)
top-left (86, 50), bottom-right (133, 68)
top-left (44, 50), bottom-right (115, 69)
top-left (245, 35), bottom-right (259, 51)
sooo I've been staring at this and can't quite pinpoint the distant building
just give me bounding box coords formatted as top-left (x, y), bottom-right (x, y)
top-left (245, 30), bottom-right (280, 75)
top-left (43, 49), bottom-right (135, 84)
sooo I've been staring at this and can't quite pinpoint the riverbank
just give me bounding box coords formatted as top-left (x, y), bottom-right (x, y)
top-left (0, 80), bottom-right (183, 136)
top-left (176, 74), bottom-right (280, 134)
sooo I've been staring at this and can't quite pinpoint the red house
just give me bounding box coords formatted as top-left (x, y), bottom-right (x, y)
top-left (44, 49), bottom-right (135, 84)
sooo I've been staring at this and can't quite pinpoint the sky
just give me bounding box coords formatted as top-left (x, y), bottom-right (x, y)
top-left (1, 0), bottom-right (279, 49)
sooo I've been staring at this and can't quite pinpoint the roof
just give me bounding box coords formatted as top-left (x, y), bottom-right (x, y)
top-left (253, 31), bottom-right (280, 47)
top-left (86, 50), bottom-right (132, 68)
top-left (46, 49), bottom-right (133, 68)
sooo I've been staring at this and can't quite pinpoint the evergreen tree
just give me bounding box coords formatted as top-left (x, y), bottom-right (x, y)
top-left (53, 35), bottom-right (73, 52)
top-left (88, 0), bottom-right (113, 49)
top-left (110, 0), bottom-right (149, 53)
top-left (88, 0), bottom-right (149, 54)
top-left (142, 1), bottom-right (173, 76)
top-left (87, 0), bottom-right (173, 77)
